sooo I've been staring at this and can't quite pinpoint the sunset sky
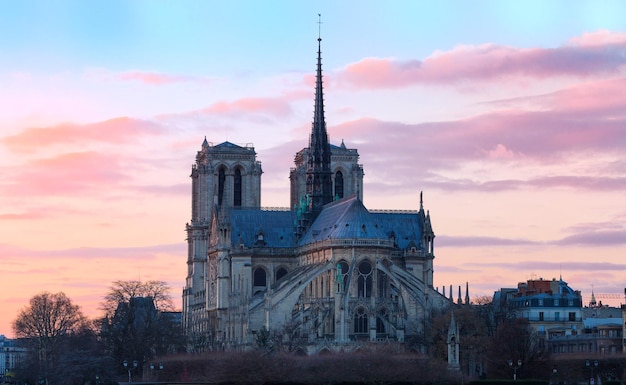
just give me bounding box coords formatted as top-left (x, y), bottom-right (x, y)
top-left (2, 1), bottom-right (626, 337)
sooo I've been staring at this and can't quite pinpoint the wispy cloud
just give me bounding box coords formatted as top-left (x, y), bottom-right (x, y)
top-left (1, 151), bottom-right (130, 196)
top-left (335, 30), bottom-right (626, 89)
top-left (85, 68), bottom-right (210, 85)
top-left (1, 117), bottom-right (164, 153)
top-left (202, 97), bottom-right (292, 117)
top-left (0, 242), bottom-right (186, 260)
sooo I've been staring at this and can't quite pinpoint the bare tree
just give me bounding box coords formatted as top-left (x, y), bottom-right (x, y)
top-left (486, 317), bottom-right (551, 379)
top-left (101, 280), bottom-right (174, 317)
top-left (12, 292), bottom-right (88, 384)
top-left (99, 281), bottom-right (183, 378)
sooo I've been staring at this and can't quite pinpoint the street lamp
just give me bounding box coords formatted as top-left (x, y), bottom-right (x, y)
top-left (149, 362), bottom-right (164, 381)
top-left (508, 359), bottom-right (522, 381)
top-left (123, 359), bottom-right (138, 383)
top-left (586, 359), bottom-right (598, 385)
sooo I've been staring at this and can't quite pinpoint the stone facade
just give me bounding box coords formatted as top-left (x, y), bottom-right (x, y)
top-left (182, 37), bottom-right (449, 353)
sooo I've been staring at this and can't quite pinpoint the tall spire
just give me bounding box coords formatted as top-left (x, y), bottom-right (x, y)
top-left (306, 14), bottom-right (333, 220)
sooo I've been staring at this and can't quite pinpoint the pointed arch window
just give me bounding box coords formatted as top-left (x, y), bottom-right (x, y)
top-left (357, 260), bottom-right (373, 298)
top-left (234, 168), bottom-right (242, 206)
top-left (353, 307), bottom-right (368, 334)
top-left (376, 308), bottom-right (388, 333)
top-left (378, 271), bottom-right (388, 298)
top-left (275, 267), bottom-right (288, 282)
top-left (334, 170), bottom-right (344, 199)
top-left (218, 167), bottom-right (226, 205)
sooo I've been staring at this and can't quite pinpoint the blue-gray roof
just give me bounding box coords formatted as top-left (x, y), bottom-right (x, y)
top-left (227, 196), bottom-right (424, 250)
top-left (299, 195), bottom-right (423, 249)
top-left (229, 208), bottom-right (296, 248)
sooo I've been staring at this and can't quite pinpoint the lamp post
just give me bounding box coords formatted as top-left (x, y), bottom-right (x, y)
top-left (149, 362), bottom-right (164, 381)
top-left (123, 359), bottom-right (138, 383)
top-left (508, 359), bottom-right (522, 381)
top-left (551, 368), bottom-right (558, 385)
top-left (586, 359), bottom-right (598, 385)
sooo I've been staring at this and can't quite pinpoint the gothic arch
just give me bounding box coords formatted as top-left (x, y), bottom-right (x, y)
top-left (253, 266), bottom-right (268, 295)
top-left (333, 169), bottom-right (345, 200)
top-left (353, 306), bottom-right (368, 334)
top-left (376, 307), bottom-right (389, 334)
top-left (217, 165), bottom-right (227, 206)
top-left (356, 259), bottom-right (373, 298)
top-left (275, 266), bottom-right (288, 282)
top-left (233, 166), bottom-right (243, 207)
top-left (374, 258), bottom-right (427, 309)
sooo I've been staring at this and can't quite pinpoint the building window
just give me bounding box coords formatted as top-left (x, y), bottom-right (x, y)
top-left (568, 312), bottom-right (576, 322)
top-left (353, 307), bottom-right (368, 334)
top-left (538, 299), bottom-right (544, 306)
top-left (234, 168), bottom-right (242, 206)
top-left (334, 171), bottom-right (344, 199)
top-left (539, 312), bottom-right (544, 321)
top-left (275, 267), bottom-right (288, 282)
top-left (554, 298), bottom-right (559, 306)
top-left (554, 312), bottom-right (560, 321)
top-left (377, 271), bottom-right (388, 298)
top-left (376, 309), bottom-right (388, 333)
top-left (218, 167), bottom-right (226, 205)
top-left (253, 268), bottom-right (267, 290)
top-left (357, 261), bottom-right (373, 298)
top-left (568, 299), bottom-right (573, 306)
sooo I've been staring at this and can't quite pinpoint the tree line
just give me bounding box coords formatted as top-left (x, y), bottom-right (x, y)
top-left (10, 287), bottom-right (624, 385)
top-left (11, 280), bottom-right (185, 385)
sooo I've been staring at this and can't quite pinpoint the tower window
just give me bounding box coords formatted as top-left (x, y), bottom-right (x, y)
top-left (334, 170), bottom-right (344, 199)
top-left (234, 168), bottom-right (242, 206)
top-left (218, 167), bottom-right (226, 205)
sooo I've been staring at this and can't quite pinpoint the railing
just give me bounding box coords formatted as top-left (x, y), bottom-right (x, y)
top-left (299, 238), bottom-right (395, 253)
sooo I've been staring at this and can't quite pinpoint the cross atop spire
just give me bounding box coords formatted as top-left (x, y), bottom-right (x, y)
top-left (318, 13), bottom-right (322, 40)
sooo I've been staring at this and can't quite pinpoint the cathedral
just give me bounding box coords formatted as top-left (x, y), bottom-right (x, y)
top-left (182, 34), bottom-right (450, 353)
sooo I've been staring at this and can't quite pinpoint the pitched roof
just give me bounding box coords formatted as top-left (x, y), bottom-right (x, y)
top-left (300, 195), bottom-right (393, 245)
top-left (229, 208), bottom-right (295, 248)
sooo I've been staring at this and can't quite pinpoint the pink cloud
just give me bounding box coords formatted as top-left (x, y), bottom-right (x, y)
top-left (322, 73), bottom-right (626, 194)
top-left (335, 30), bottom-right (626, 89)
top-left (333, 76), bottom-right (626, 166)
top-left (85, 68), bottom-right (207, 85)
top-left (0, 212), bottom-right (45, 220)
top-left (1, 117), bottom-right (164, 153)
top-left (202, 97), bottom-right (292, 118)
top-left (116, 71), bottom-right (191, 85)
top-left (568, 29), bottom-right (626, 47)
top-left (3, 151), bottom-right (129, 196)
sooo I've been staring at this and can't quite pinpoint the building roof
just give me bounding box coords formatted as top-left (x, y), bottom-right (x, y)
top-left (299, 195), bottom-right (388, 245)
top-left (583, 318), bottom-right (622, 328)
top-left (298, 195), bottom-right (423, 249)
top-left (229, 208), bottom-right (296, 248)
top-left (226, 195), bottom-right (425, 252)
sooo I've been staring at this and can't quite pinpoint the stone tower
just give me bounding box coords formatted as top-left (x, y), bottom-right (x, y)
top-left (182, 140), bottom-right (262, 335)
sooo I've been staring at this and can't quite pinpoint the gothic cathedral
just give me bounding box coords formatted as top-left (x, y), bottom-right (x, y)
top-left (182, 34), bottom-right (450, 353)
